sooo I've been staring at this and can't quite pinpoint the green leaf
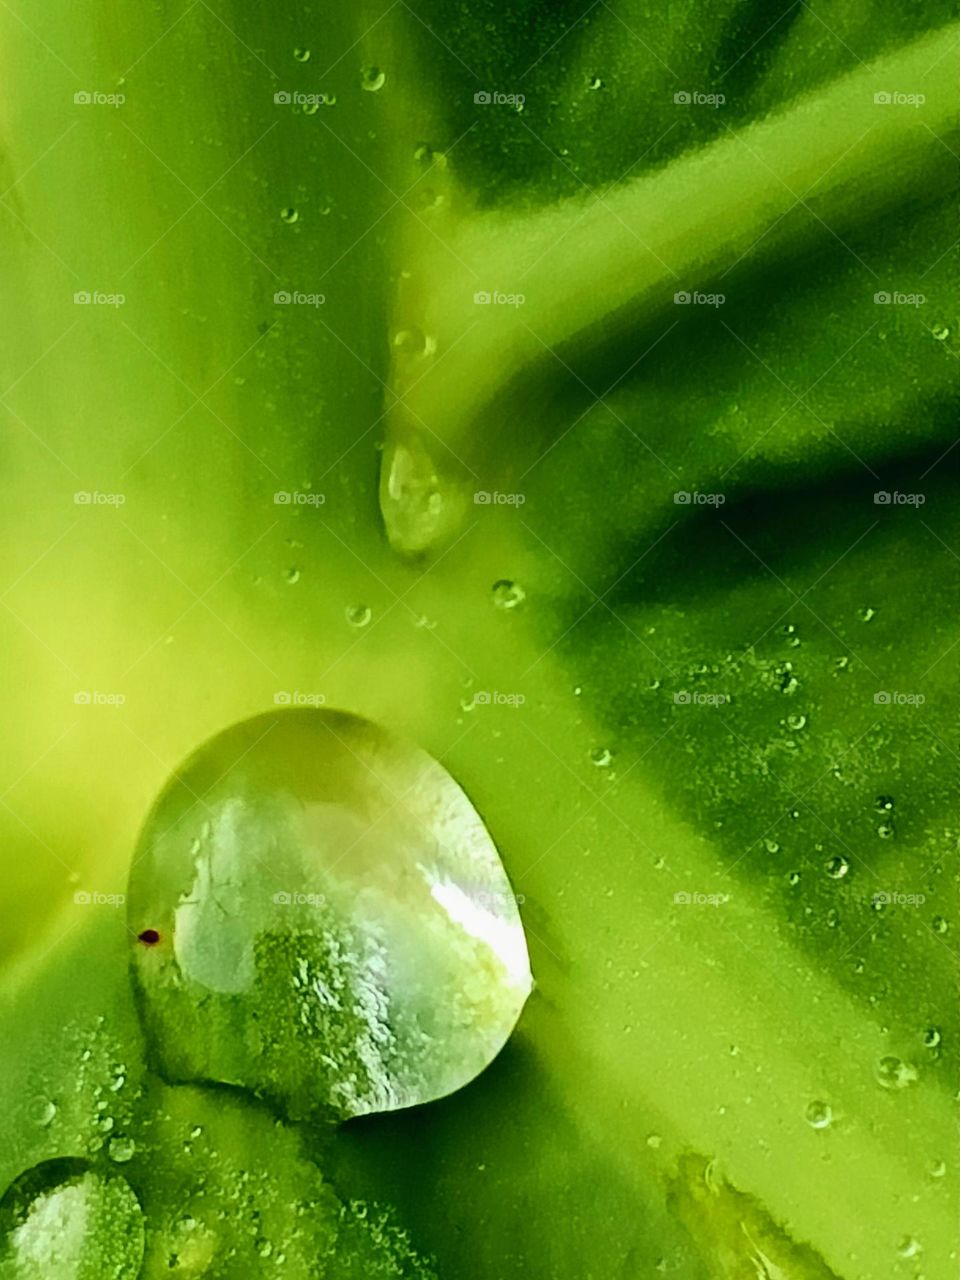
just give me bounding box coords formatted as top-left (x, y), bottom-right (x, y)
top-left (1, 1), bottom-right (957, 1278)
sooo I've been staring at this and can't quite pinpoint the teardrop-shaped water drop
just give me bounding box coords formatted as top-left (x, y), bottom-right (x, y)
top-left (128, 709), bottom-right (532, 1122)
top-left (0, 1159), bottom-right (144, 1279)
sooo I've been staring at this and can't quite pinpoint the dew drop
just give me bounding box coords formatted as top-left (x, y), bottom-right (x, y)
top-left (932, 324), bottom-right (950, 341)
top-left (0, 1159), bottom-right (144, 1278)
top-left (923, 1027), bottom-right (941, 1049)
top-left (284, 567), bottom-right (301, 586)
top-left (932, 915), bottom-right (949, 934)
top-left (361, 66), bottom-right (386, 92)
top-left (804, 1100), bottom-right (832, 1129)
top-left (897, 1235), bottom-right (921, 1259)
top-left (928, 1159), bottom-right (946, 1178)
top-left (858, 606), bottom-right (875, 622)
top-left (876, 823), bottom-right (894, 839)
top-left (28, 1098), bottom-right (56, 1129)
top-left (875, 795), bottom-right (894, 812)
top-left (127, 708), bottom-right (532, 1122)
top-left (763, 838), bottom-right (780, 854)
top-left (590, 747), bottom-right (613, 768)
top-left (875, 1055), bottom-right (918, 1089)
top-left (588, 75), bottom-right (604, 90)
top-left (280, 207), bottom-right (300, 224)
top-left (107, 1137), bottom-right (136, 1165)
top-left (786, 713), bottom-right (806, 731)
top-left (345, 604), bottom-right (372, 628)
top-left (788, 870), bottom-right (801, 886)
top-left (392, 327), bottom-right (433, 356)
top-left (293, 47), bottom-right (311, 62)
top-left (491, 579), bottom-right (525, 610)
top-left (825, 855), bottom-right (849, 880)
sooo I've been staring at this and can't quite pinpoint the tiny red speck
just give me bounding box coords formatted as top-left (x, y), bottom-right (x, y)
top-left (138, 929), bottom-right (161, 945)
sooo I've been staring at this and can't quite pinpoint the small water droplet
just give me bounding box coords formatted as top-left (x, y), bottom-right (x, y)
top-left (897, 1235), bottom-right (921, 1259)
top-left (931, 324), bottom-right (950, 341)
top-left (588, 75), bottom-right (604, 90)
top-left (923, 1027), bottom-right (941, 1049)
top-left (392, 327), bottom-right (433, 356)
top-left (858, 606), bottom-right (875, 622)
top-left (763, 838), bottom-right (780, 854)
top-left (361, 66), bottom-right (386, 92)
top-left (876, 823), bottom-right (894, 839)
top-left (28, 1098), bottom-right (56, 1128)
top-left (786, 713), bottom-right (806, 730)
top-left (805, 1100), bottom-right (832, 1129)
top-left (280, 207), bottom-right (300, 224)
top-left (788, 870), bottom-right (801, 886)
top-left (302, 100), bottom-right (320, 115)
top-left (108, 1137), bottom-right (136, 1164)
top-left (932, 915), bottom-right (949, 934)
top-left (491, 579), bottom-right (525, 610)
top-left (590, 747), bottom-right (613, 768)
top-left (826, 907), bottom-right (840, 928)
top-left (825, 855), bottom-right (849, 880)
top-left (928, 1159), bottom-right (946, 1178)
top-left (875, 1055), bottom-right (918, 1089)
top-left (345, 604), bottom-right (372, 628)
top-left (284, 567), bottom-right (301, 585)
top-left (875, 795), bottom-right (894, 812)
top-left (293, 47), bottom-right (311, 62)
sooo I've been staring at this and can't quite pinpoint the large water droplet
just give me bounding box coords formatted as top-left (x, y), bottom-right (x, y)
top-left (128, 709), bottom-right (532, 1122)
top-left (0, 1159), bottom-right (144, 1279)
